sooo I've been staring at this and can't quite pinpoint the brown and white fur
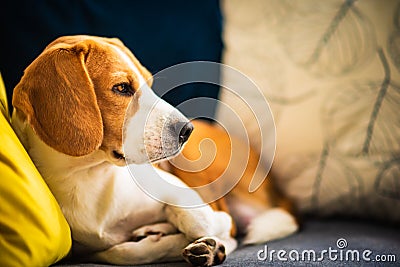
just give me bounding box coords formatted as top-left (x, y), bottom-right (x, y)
top-left (11, 35), bottom-right (237, 266)
top-left (164, 120), bottom-right (299, 244)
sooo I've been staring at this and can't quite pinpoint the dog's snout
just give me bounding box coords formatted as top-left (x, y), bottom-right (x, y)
top-left (175, 122), bottom-right (194, 145)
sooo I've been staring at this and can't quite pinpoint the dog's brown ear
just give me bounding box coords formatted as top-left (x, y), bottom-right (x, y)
top-left (12, 41), bottom-right (103, 157)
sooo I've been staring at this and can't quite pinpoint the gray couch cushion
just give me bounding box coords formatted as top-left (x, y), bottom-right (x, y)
top-left (57, 218), bottom-right (399, 266)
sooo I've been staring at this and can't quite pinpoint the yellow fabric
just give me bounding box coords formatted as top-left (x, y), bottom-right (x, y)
top-left (0, 73), bottom-right (8, 117)
top-left (0, 74), bottom-right (72, 266)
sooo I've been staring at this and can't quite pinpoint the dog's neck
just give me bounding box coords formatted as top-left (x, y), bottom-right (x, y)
top-left (11, 111), bottom-right (122, 198)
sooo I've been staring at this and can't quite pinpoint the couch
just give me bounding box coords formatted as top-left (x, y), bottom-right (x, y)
top-left (1, 0), bottom-right (400, 266)
top-left (59, 218), bottom-right (400, 266)
top-left (1, 72), bottom-right (399, 267)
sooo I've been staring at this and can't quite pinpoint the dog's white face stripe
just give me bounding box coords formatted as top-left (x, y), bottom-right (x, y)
top-left (112, 45), bottom-right (189, 164)
top-left (111, 45), bottom-right (147, 88)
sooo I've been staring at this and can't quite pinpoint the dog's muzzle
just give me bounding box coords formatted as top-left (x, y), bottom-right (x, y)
top-left (156, 118), bottom-right (194, 161)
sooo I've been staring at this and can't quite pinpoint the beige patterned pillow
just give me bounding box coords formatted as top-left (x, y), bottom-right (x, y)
top-left (217, 0), bottom-right (400, 221)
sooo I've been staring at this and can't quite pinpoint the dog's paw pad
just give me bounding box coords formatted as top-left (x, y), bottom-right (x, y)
top-left (182, 237), bottom-right (226, 266)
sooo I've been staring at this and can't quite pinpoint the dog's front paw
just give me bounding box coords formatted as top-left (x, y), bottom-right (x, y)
top-left (182, 237), bottom-right (226, 267)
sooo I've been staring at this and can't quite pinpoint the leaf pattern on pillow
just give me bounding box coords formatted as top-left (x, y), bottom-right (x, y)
top-left (388, 3), bottom-right (400, 72)
top-left (220, 0), bottom-right (400, 221)
top-left (277, 0), bottom-right (376, 76)
top-left (313, 48), bottom-right (400, 208)
top-left (321, 50), bottom-right (399, 158)
top-left (311, 143), bottom-right (365, 213)
top-left (375, 156), bottom-right (400, 199)
top-left (388, 31), bottom-right (400, 73)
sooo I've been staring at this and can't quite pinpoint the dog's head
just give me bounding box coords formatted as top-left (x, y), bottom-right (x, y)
top-left (12, 35), bottom-right (193, 165)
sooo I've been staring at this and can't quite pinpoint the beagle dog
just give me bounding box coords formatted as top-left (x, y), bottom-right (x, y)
top-left (165, 120), bottom-right (299, 244)
top-left (11, 35), bottom-right (237, 266)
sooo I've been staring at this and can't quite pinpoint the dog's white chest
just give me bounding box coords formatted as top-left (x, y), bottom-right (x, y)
top-left (49, 164), bottom-right (166, 249)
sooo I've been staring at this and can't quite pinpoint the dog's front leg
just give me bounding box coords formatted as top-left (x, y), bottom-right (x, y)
top-left (166, 205), bottom-right (237, 266)
top-left (155, 168), bottom-right (237, 266)
top-left (154, 168), bottom-right (234, 240)
top-left (165, 205), bottom-right (230, 241)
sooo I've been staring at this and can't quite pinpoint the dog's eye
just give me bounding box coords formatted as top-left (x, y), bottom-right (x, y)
top-left (112, 83), bottom-right (134, 96)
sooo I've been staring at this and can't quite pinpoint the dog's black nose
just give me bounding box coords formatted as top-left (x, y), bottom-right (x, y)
top-left (176, 121), bottom-right (194, 145)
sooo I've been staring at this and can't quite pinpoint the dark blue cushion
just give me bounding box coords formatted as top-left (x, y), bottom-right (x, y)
top-left (0, 0), bottom-right (223, 118)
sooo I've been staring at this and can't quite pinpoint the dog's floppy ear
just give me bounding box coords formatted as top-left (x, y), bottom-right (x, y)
top-left (12, 41), bottom-right (103, 157)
